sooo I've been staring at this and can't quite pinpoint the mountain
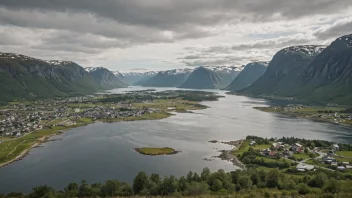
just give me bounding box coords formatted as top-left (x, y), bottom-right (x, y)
top-left (114, 71), bottom-right (157, 85)
top-left (139, 68), bottom-right (193, 87)
top-left (0, 53), bottom-right (102, 102)
top-left (238, 45), bottom-right (326, 97)
top-left (225, 62), bottom-right (268, 91)
top-left (179, 66), bottom-right (242, 89)
top-left (289, 34), bottom-right (352, 104)
top-left (85, 67), bottom-right (127, 89)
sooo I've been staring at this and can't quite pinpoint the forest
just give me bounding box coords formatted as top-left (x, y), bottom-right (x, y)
top-left (3, 166), bottom-right (351, 198)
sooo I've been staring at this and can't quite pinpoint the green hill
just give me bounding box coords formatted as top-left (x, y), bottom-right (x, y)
top-left (225, 62), bottom-right (268, 92)
top-left (0, 53), bottom-right (102, 102)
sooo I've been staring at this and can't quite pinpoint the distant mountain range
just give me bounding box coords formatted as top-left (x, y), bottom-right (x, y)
top-left (138, 68), bottom-right (193, 87)
top-left (1, 33), bottom-right (351, 105)
top-left (114, 71), bottom-right (157, 85)
top-left (179, 66), bottom-right (242, 89)
top-left (225, 62), bottom-right (268, 92)
top-left (85, 67), bottom-right (127, 89)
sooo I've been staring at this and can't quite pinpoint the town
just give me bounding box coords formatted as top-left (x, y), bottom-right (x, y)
top-left (0, 90), bottom-right (217, 140)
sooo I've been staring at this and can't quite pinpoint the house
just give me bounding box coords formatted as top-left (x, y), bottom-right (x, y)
top-left (346, 165), bottom-right (352, 169)
top-left (283, 149), bottom-right (293, 157)
top-left (296, 163), bottom-right (314, 171)
top-left (331, 144), bottom-right (339, 151)
top-left (249, 141), bottom-right (256, 146)
top-left (262, 148), bottom-right (271, 156)
top-left (342, 162), bottom-right (350, 165)
top-left (323, 155), bottom-right (337, 164)
top-left (290, 143), bottom-right (303, 152)
top-left (337, 166), bottom-right (346, 171)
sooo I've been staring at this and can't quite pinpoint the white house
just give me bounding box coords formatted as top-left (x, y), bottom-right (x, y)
top-left (296, 163), bottom-right (314, 171)
top-left (337, 166), bottom-right (346, 171)
top-left (332, 144), bottom-right (339, 151)
top-left (249, 141), bottom-right (256, 146)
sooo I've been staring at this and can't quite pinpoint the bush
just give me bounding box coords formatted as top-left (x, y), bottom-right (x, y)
top-left (297, 183), bottom-right (310, 195)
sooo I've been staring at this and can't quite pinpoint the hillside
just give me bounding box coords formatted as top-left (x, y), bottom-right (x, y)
top-left (0, 53), bottom-right (102, 102)
top-left (240, 34), bottom-right (352, 105)
top-left (115, 71), bottom-right (157, 85)
top-left (238, 45), bottom-right (325, 96)
top-left (179, 66), bottom-right (241, 89)
top-left (292, 34), bottom-right (352, 104)
top-left (225, 62), bottom-right (268, 91)
top-left (140, 68), bottom-right (193, 87)
top-left (85, 67), bottom-right (127, 89)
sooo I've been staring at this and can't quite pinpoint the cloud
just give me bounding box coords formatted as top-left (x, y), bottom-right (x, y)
top-left (231, 33), bottom-right (314, 50)
top-left (314, 17), bottom-right (352, 40)
top-left (0, 1), bottom-right (351, 70)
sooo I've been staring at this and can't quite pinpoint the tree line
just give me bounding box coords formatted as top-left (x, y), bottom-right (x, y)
top-left (2, 167), bottom-right (350, 198)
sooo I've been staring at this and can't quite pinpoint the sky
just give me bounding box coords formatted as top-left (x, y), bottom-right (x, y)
top-left (0, 0), bottom-right (351, 72)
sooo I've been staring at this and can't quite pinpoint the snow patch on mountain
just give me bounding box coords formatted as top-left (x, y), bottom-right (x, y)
top-left (0, 52), bottom-right (42, 61)
top-left (84, 67), bottom-right (105, 73)
top-left (282, 45), bottom-right (326, 56)
top-left (158, 68), bottom-right (193, 75)
top-left (203, 65), bottom-right (245, 72)
top-left (115, 71), bottom-right (158, 77)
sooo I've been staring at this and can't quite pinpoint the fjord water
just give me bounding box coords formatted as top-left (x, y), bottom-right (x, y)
top-left (0, 87), bottom-right (351, 193)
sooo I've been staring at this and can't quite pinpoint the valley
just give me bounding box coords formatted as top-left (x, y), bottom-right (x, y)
top-left (0, 87), bottom-right (351, 195)
top-left (0, 89), bottom-right (221, 167)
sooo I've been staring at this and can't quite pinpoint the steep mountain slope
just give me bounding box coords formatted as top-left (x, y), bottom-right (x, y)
top-left (225, 62), bottom-right (268, 91)
top-left (179, 66), bottom-right (240, 89)
top-left (140, 68), bottom-right (193, 87)
top-left (86, 67), bottom-right (127, 89)
top-left (239, 45), bottom-right (325, 96)
top-left (114, 71), bottom-right (157, 85)
top-left (205, 66), bottom-right (243, 86)
top-left (0, 53), bottom-right (101, 102)
top-left (291, 34), bottom-right (352, 104)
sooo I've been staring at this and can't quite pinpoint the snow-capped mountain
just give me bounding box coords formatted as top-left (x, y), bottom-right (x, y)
top-left (139, 68), bottom-right (194, 87)
top-left (85, 67), bottom-right (127, 89)
top-left (115, 71), bottom-right (158, 85)
top-left (239, 45), bottom-right (326, 97)
top-left (225, 62), bottom-right (269, 92)
top-left (282, 45), bottom-right (326, 56)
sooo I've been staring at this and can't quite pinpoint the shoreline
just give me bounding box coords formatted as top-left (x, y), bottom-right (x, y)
top-left (0, 110), bottom-right (197, 168)
top-left (216, 139), bottom-right (246, 170)
top-left (254, 107), bottom-right (352, 128)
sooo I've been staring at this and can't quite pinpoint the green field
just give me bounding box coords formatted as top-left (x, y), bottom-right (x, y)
top-left (293, 153), bottom-right (310, 160)
top-left (336, 151), bottom-right (352, 158)
top-left (135, 147), bottom-right (178, 155)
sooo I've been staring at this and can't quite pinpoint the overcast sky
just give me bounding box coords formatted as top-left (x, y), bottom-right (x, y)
top-left (0, 0), bottom-right (351, 72)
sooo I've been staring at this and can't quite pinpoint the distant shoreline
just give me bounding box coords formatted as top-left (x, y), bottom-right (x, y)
top-left (254, 106), bottom-right (352, 128)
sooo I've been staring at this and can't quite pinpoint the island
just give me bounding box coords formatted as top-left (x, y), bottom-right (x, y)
top-left (134, 147), bottom-right (179, 156)
top-left (0, 90), bottom-right (221, 167)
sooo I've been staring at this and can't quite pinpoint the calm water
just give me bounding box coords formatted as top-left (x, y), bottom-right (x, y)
top-left (0, 87), bottom-right (351, 193)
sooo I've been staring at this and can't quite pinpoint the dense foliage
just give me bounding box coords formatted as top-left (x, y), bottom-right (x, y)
top-left (3, 167), bottom-right (351, 197)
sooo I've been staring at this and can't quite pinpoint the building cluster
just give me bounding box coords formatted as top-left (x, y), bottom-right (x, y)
top-left (77, 106), bottom-right (158, 120)
top-left (321, 145), bottom-right (352, 171)
top-left (0, 92), bottom-right (163, 139)
top-left (250, 140), bottom-right (352, 172)
top-left (0, 111), bottom-right (43, 137)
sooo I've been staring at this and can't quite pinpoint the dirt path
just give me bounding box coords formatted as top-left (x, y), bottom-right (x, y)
top-left (0, 136), bottom-right (47, 168)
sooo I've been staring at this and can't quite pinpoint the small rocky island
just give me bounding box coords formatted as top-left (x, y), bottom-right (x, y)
top-left (134, 147), bottom-right (180, 156)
